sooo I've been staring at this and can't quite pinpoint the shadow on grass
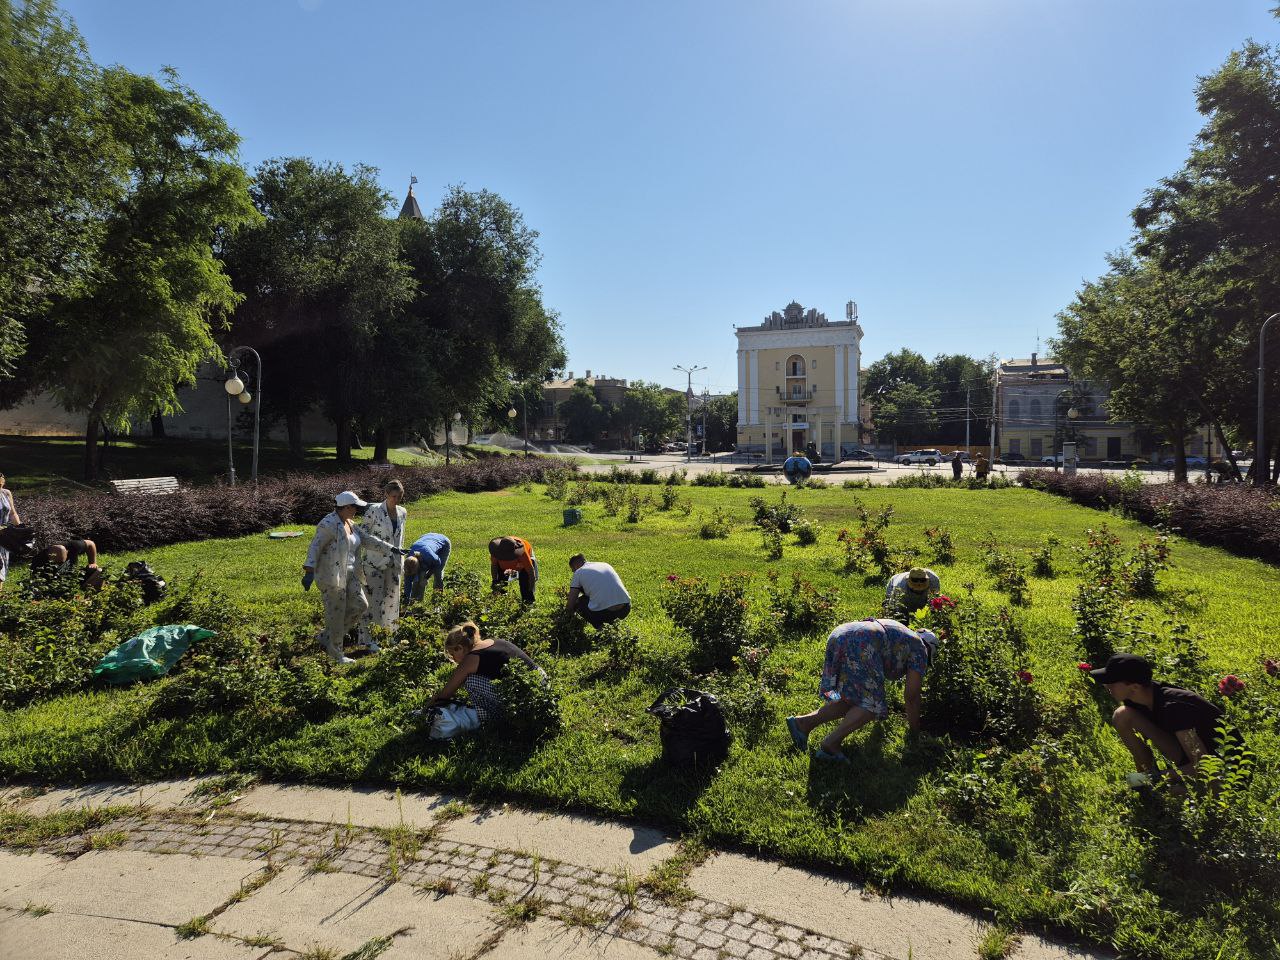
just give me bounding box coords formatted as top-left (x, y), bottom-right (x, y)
top-left (618, 755), bottom-right (717, 822)
top-left (804, 723), bottom-right (929, 823)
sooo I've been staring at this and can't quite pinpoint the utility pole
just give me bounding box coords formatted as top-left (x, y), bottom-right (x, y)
top-left (1257, 313), bottom-right (1279, 487)
top-left (988, 366), bottom-right (998, 464)
top-left (673, 364), bottom-right (706, 463)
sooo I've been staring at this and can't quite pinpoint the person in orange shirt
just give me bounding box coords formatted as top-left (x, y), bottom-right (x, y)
top-left (489, 536), bottom-right (538, 604)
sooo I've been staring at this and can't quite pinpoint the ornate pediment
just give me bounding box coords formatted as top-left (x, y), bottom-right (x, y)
top-left (762, 301), bottom-right (828, 329)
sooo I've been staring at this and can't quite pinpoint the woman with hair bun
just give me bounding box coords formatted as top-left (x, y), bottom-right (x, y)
top-left (426, 621), bottom-right (542, 724)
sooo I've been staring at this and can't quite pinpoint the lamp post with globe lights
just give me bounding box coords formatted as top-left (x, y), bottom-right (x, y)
top-left (1053, 388), bottom-right (1080, 473)
top-left (223, 346), bottom-right (262, 486)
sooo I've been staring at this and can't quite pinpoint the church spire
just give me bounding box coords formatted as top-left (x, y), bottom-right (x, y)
top-left (398, 175), bottom-right (424, 220)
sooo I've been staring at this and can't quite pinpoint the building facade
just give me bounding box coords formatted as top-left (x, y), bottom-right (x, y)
top-left (735, 301), bottom-right (862, 459)
top-left (538, 370), bottom-right (630, 444)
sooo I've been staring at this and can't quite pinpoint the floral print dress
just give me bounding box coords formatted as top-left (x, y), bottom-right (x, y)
top-left (819, 618), bottom-right (929, 717)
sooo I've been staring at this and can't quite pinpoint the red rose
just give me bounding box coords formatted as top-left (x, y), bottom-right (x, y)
top-left (1017, 669), bottom-right (1034, 685)
top-left (1218, 674), bottom-right (1245, 697)
top-left (665, 574), bottom-right (679, 582)
top-left (1264, 659), bottom-right (1278, 678)
top-left (1077, 662), bottom-right (1092, 672)
top-left (929, 595), bottom-right (956, 611)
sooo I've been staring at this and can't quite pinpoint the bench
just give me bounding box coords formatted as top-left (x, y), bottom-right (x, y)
top-left (110, 476), bottom-right (181, 496)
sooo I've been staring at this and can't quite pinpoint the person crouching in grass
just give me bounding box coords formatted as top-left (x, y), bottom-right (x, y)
top-left (1091, 653), bottom-right (1227, 792)
top-left (426, 621), bottom-right (543, 725)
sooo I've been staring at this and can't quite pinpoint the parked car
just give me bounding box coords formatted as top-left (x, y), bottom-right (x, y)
top-left (841, 448), bottom-right (875, 461)
top-left (895, 449), bottom-right (944, 466)
top-left (1041, 454), bottom-right (1063, 465)
top-left (1160, 456), bottom-right (1207, 468)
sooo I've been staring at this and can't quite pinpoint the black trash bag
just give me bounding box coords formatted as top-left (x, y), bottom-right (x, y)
top-left (123, 560), bottom-right (167, 604)
top-left (646, 687), bottom-right (731, 769)
top-left (0, 524), bottom-right (35, 559)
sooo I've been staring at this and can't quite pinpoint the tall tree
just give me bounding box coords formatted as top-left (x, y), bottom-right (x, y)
top-left (616, 381), bottom-right (683, 448)
top-left (0, 0), bottom-right (114, 379)
top-left (930, 353), bottom-right (994, 446)
top-left (29, 66), bottom-right (257, 481)
top-left (702, 392), bottom-right (739, 452)
top-left (559, 381), bottom-right (611, 444)
top-left (222, 158), bottom-right (412, 460)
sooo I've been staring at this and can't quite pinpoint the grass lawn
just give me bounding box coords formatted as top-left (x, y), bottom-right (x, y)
top-left (0, 434), bottom-right (516, 495)
top-left (2, 483), bottom-right (1279, 959)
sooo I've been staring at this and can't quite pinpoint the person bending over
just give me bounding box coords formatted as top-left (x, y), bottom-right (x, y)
top-left (566, 554), bottom-right (632, 628)
top-left (786, 618), bottom-right (938, 762)
top-left (426, 621), bottom-right (542, 724)
top-left (404, 533), bottom-right (451, 602)
top-left (884, 566), bottom-right (939, 618)
top-left (489, 536), bottom-right (537, 604)
top-left (1091, 653), bottom-right (1226, 791)
top-left (31, 537), bottom-right (104, 590)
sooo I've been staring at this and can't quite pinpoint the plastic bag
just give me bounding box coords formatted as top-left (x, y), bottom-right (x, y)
top-left (427, 702), bottom-right (481, 740)
top-left (93, 624), bottom-right (215, 685)
top-left (646, 687), bottom-right (731, 768)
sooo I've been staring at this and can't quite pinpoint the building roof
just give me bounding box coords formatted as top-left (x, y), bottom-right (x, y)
top-left (542, 372), bottom-right (629, 390)
top-left (398, 179), bottom-right (424, 221)
top-left (1000, 356), bottom-right (1068, 378)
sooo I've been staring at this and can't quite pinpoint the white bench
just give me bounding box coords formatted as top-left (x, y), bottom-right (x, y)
top-left (109, 476), bottom-right (181, 496)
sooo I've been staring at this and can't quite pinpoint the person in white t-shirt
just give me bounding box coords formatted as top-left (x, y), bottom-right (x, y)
top-left (566, 554), bottom-right (632, 628)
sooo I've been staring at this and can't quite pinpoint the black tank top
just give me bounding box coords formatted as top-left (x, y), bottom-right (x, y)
top-left (471, 646), bottom-right (512, 679)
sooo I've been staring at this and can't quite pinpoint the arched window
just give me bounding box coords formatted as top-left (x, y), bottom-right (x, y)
top-left (1029, 398), bottom-right (1042, 421)
top-left (1009, 399), bottom-right (1021, 421)
top-left (786, 355), bottom-right (806, 377)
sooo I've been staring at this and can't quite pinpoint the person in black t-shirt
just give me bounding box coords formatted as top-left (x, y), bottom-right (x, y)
top-left (1090, 653), bottom-right (1224, 789)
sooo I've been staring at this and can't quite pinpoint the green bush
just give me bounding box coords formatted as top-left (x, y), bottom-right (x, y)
top-left (625, 488), bottom-right (650, 523)
top-left (747, 492), bottom-right (804, 532)
top-left (726, 472), bottom-right (766, 488)
top-left (1030, 536), bottom-right (1060, 578)
top-left (661, 573), bottom-right (753, 669)
top-left (489, 663), bottom-right (561, 743)
top-left (698, 507), bottom-right (733, 540)
top-left (923, 526), bottom-right (956, 565)
top-left (692, 471), bottom-right (726, 487)
top-left (764, 571), bottom-right (839, 637)
top-left (792, 518), bottom-right (820, 546)
top-left (658, 484), bottom-right (680, 511)
top-left (759, 520), bottom-right (784, 561)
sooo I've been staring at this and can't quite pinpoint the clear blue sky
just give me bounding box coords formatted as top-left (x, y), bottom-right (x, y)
top-left (62, 0), bottom-right (1278, 396)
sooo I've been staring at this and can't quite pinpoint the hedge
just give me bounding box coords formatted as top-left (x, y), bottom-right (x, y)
top-left (1018, 468), bottom-right (1280, 564)
top-left (20, 457), bottom-right (567, 553)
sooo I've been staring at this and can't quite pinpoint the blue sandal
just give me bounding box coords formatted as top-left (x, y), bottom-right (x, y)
top-left (785, 716), bottom-right (808, 751)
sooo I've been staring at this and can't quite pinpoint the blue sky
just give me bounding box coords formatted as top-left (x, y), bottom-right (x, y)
top-left (63, 0), bottom-right (1278, 396)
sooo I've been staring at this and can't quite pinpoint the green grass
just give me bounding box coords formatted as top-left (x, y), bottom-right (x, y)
top-left (2, 484), bottom-right (1280, 959)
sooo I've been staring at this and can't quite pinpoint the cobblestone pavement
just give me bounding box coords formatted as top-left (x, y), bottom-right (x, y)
top-left (0, 782), bottom-right (1112, 960)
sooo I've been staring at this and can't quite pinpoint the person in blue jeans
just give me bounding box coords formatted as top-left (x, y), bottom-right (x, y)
top-left (404, 533), bottom-right (451, 602)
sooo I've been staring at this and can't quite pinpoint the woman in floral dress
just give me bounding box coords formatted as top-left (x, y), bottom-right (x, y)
top-left (785, 619), bottom-right (937, 762)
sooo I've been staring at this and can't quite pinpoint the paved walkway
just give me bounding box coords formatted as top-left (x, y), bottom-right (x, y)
top-left (1, 780), bottom-right (1112, 960)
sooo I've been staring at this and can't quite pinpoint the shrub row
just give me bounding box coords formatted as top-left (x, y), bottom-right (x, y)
top-left (20, 457), bottom-right (566, 553)
top-left (1018, 468), bottom-right (1280, 564)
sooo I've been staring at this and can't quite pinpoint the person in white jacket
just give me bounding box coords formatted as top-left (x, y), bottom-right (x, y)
top-left (304, 490), bottom-right (399, 664)
top-left (359, 478), bottom-right (407, 652)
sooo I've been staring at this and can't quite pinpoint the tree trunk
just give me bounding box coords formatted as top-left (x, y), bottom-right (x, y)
top-left (373, 425), bottom-right (389, 464)
top-left (335, 417), bottom-right (352, 462)
top-left (1172, 433), bottom-right (1188, 484)
top-left (286, 410), bottom-right (304, 461)
top-left (1272, 437), bottom-right (1280, 484)
top-left (149, 412), bottom-right (166, 438)
top-left (83, 409), bottom-right (102, 483)
top-left (1211, 419), bottom-right (1242, 480)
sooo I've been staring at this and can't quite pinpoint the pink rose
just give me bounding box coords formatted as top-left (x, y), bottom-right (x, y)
top-left (665, 574), bottom-right (679, 582)
top-left (1077, 662), bottom-right (1092, 672)
top-left (1017, 669), bottom-right (1034, 685)
top-left (1218, 674), bottom-right (1245, 697)
top-left (929, 595), bottom-right (956, 611)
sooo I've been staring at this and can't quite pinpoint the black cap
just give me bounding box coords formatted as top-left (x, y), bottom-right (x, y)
top-left (1089, 654), bottom-right (1153, 685)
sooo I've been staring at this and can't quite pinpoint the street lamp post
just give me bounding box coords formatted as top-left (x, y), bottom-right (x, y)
top-left (1053, 387), bottom-right (1080, 472)
top-left (1256, 312), bottom-right (1280, 487)
top-left (673, 363), bottom-right (706, 463)
top-left (223, 346), bottom-right (262, 486)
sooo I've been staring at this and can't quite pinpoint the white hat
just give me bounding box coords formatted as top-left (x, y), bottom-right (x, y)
top-left (335, 491), bottom-right (367, 508)
top-left (917, 628), bottom-right (940, 660)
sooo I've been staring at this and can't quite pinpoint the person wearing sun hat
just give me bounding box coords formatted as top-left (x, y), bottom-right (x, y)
top-left (1089, 653), bottom-right (1226, 789)
top-left (304, 490), bottom-right (401, 663)
top-left (884, 566), bottom-right (940, 618)
top-left (785, 619), bottom-right (939, 763)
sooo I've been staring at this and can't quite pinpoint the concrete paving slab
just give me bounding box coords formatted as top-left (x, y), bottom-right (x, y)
top-left (0, 850), bottom-right (63, 904)
top-left (213, 866), bottom-right (496, 958)
top-left (18, 779), bottom-right (214, 815)
top-left (0, 911), bottom-right (267, 960)
top-left (686, 851), bottom-right (1111, 960)
top-left (0, 850), bottom-right (261, 925)
top-left (496, 917), bottom-right (668, 959)
top-left (439, 806), bottom-right (678, 874)
top-left (232, 783), bottom-right (458, 829)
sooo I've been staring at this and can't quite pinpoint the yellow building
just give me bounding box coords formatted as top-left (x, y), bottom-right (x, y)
top-left (735, 301), bottom-right (863, 460)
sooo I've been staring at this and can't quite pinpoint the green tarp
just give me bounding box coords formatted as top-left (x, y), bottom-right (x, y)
top-left (93, 624), bottom-right (215, 685)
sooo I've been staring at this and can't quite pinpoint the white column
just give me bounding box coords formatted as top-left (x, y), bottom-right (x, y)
top-left (737, 350), bottom-right (747, 425)
top-left (834, 345), bottom-right (845, 423)
top-left (749, 349), bottom-right (760, 424)
top-left (845, 341), bottom-right (857, 422)
top-left (812, 414), bottom-right (821, 458)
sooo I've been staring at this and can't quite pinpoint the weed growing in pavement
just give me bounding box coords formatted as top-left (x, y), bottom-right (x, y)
top-left (975, 925), bottom-right (1020, 959)
top-left (176, 915), bottom-right (212, 939)
top-left (21, 902), bottom-right (51, 917)
top-left (497, 895), bottom-right (545, 928)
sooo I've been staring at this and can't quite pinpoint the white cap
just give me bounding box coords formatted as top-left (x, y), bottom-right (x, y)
top-left (917, 629), bottom-right (939, 657)
top-left (335, 491), bottom-right (367, 508)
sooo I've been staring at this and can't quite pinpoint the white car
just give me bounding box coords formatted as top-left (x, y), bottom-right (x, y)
top-left (1041, 455), bottom-right (1063, 465)
top-left (895, 449), bottom-right (943, 466)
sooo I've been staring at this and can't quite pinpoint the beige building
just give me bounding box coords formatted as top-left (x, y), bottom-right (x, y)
top-left (735, 301), bottom-right (863, 459)
top-left (538, 370), bottom-right (629, 443)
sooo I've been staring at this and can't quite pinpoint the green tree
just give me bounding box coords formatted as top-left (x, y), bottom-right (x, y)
top-left (870, 381), bottom-right (941, 446)
top-left (930, 353), bottom-right (994, 446)
top-left (559, 380), bottom-right (611, 444)
top-left (29, 66), bottom-right (257, 481)
top-left (703, 392), bottom-right (739, 452)
top-left (616, 381), bottom-right (683, 448)
top-left (0, 0), bottom-right (113, 378)
top-left (224, 158), bottom-right (412, 461)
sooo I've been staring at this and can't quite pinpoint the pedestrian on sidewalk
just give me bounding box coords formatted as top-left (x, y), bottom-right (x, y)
top-left (490, 535), bottom-right (538, 604)
top-left (404, 532), bottom-right (451, 602)
top-left (786, 618), bottom-right (937, 762)
top-left (304, 491), bottom-right (400, 664)
top-left (974, 454), bottom-right (990, 481)
top-left (359, 479), bottom-right (407, 653)
top-left (951, 451), bottom-right (963, 480)
top-left (566, 553), bottom-right (632, 628)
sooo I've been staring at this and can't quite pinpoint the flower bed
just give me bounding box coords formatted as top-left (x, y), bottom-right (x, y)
top-left (1018, 469), bottom-right (1280, 564)
top-left (18, 458), bottom-right (566, 553)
